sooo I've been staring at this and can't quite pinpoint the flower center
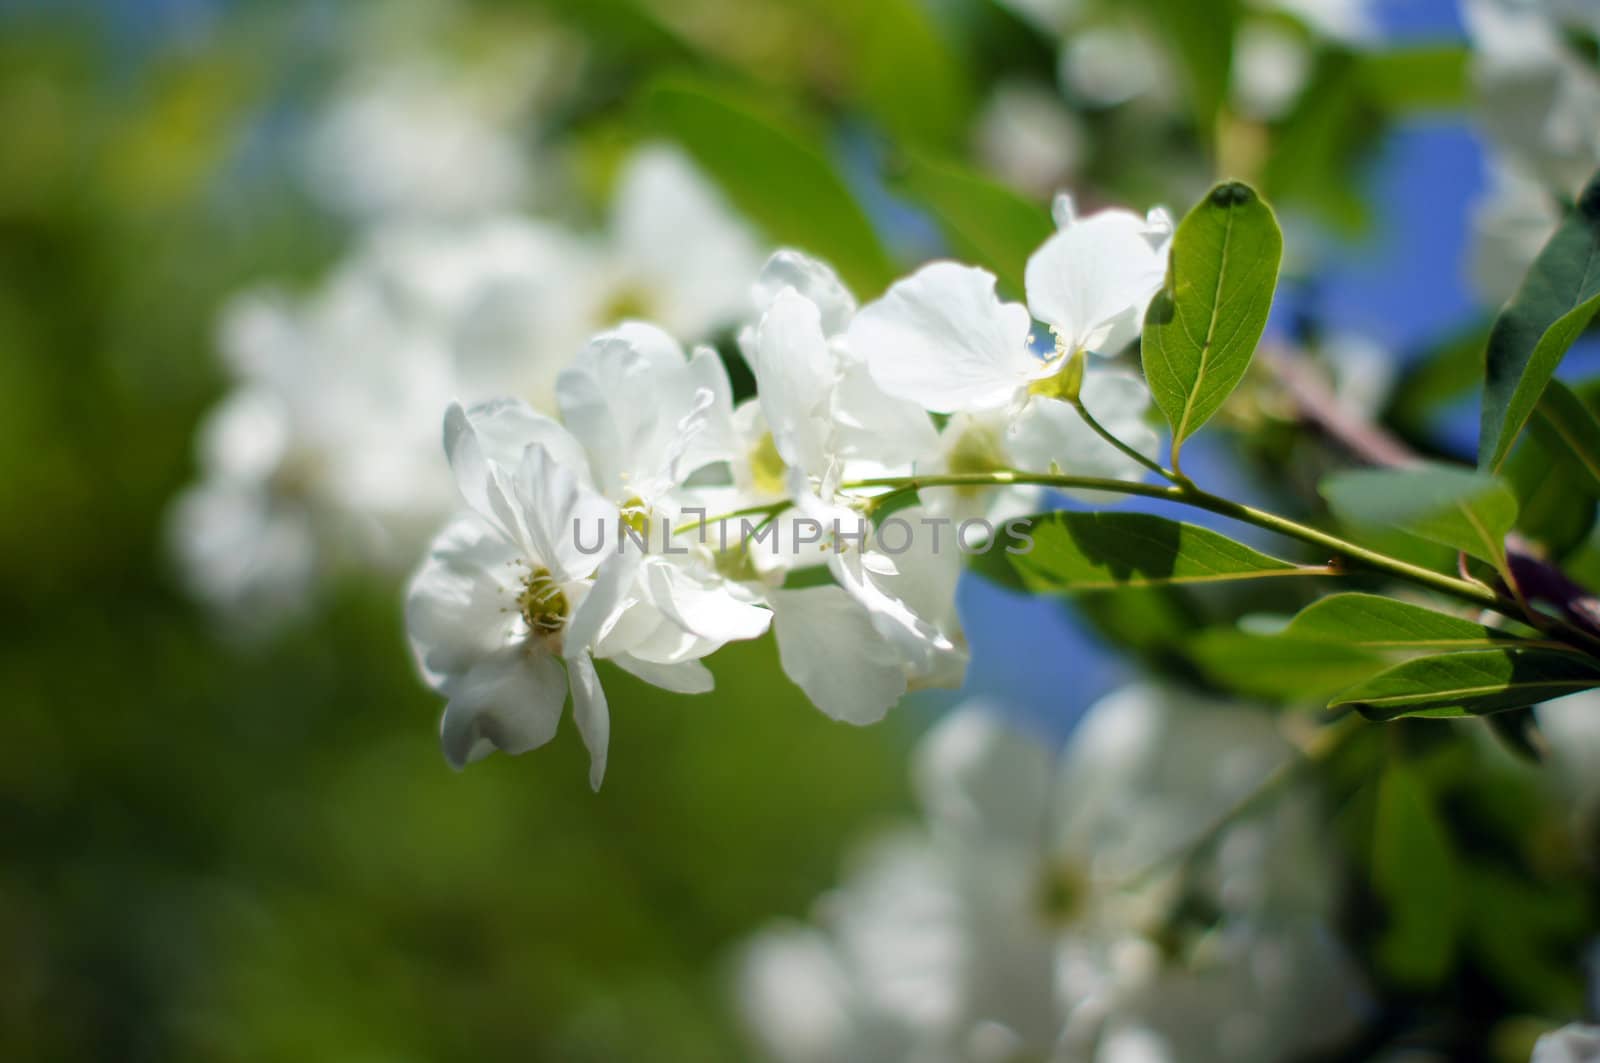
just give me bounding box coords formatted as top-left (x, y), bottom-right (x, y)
top-left (747, 432), bottom-right (787, 497)
top-left (517, 566), bottom-right (568, 635)
top-left (1026, 345), bottom-right (1085, 403)
top-left (599, 283), bottom-right (658, 326)
top-left (619, 495), bottom-right (651, 538)
top-left (1035, 860), bottom-right (1089, 927)
top-left (945, 424), bottom-right (1009, 498)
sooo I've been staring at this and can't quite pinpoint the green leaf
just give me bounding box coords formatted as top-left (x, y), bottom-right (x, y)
top-left (1531, 379), bottom-right (1600, 494)
top-left (1372, 763), bottom-right (1461, 986)
top-left (831, 0), bottom-right (974, 148)
top-left (1479, 168), bottom-right (1600, 471)
top-left (1183, 629), bottom-right (1383, 702)
top-left (1283, 592), bottom-right (1528, 650)
top-left (895, 152), bottom-right (1051, 296)
top-left (1329, 647), bottom-right (1600, 720)
top-left (1357, 46), bottom-right (1470, 113)
top-left (1504, 429), bottom-right (1600, 558)
top-left (639, 74), bottom-right (894, 295)
top-left (1320, 463), bottom-right (1519, 566)
top-left (1142, 182), bottom-right (1283, 466)
top-left (1000, 512), bottom-right (1315, 592)
top-left (1261, 50), bottom-right (1375, 233)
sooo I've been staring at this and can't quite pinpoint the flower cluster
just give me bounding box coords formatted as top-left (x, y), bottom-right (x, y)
top-left (734, 690), bottom-right (1366, 1062)
top-left (169, 144), bottom-right (760, 627)
top-left (404, 197), bottom-right (1173, 785)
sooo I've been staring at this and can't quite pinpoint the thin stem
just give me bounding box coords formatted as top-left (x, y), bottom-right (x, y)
top-left (1071, 397), bottom-right (1182, 484)
top-left (673, 500), bottom-right (787, 537)
top-left (840, 470), bottom-right (1509, 615)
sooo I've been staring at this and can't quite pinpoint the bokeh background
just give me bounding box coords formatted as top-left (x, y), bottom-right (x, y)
top-left (3, 0), bottom-right (1593, 1059)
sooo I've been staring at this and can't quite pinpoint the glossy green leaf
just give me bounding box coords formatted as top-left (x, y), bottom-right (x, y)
top-left (1480, 169), bottom-right (1600, 471)
top-left (1142, 182), bottom-right (1283, 466)
top-left (1531, 379), bottom-right (1600, 494)
top-left (1001, 512), bottom-right (1315, 592)
top-left (1372, 764), bottom-right (1460, 985)
top-left (639, 74), bottom-right (894, 294)
top-left (1504, 429), bottom-right (1600, 558)
top-left (1283, 592), bottom-right (1530, 650)
top-left (1330, 648), bottom-right (1600, 720)
top-left (1183, 630), bottom-right (1383, 702)
top-left (895, 152), bottom-right (1051, 295)
top-left (1320, 463), bottom-right (1518, 566)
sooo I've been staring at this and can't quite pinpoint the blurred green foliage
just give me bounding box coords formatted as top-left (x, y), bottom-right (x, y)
top-left (0, 10), bottom-right (914, 1060)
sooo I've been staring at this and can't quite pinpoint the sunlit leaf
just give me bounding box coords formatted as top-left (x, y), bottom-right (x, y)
top-left (639, 74), bottom-right (894, 294)
top-left (1320, 463), bottom-right (1518, 566)
top-left (1479, 168), bottom-right (1600, 471)
top-left (895, 151), bottom-right (1051, 295)
top-left (1142, 182), bottom-right (1283, 467)
top-left (830, 0), bottom-right (974, 148)
top-left (1329, 648), bottom-right (1600, 720)
top-left (999, 512), bottom-right (1316, 592)
top-left (1283, 592), bottom-right (1532, 650)
top-left (1183, 629), bottom-right (1382, 702)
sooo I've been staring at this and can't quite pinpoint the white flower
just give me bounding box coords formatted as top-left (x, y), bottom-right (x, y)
top-left (301, 63), bottom-right (531, 222)
top-left (1025, 197), bottom-right (1174, 361)
top-left (595, 144), bottom-right (774, 340)
top-left (768, 501), bottom-right (967, 725)
top-left (1465, 0), bottom-right (1600, 197)
top-left (407, 401), bottom-right (627, 787)
top-left (851, 201), bottom-right (1170, 417)
top-left (734, 689), bottom-right (1364, 1062)
top-left (555, 322), bottom-right (773, 662)
top-left (975, 81), bottom-right (1085, 198)
top-left (168, 263), bottom-right (461, 624)
top-left (1534, 1024), bottom-right (1600, 1063)
top-left (850, 260), bottom-right (1047, 414)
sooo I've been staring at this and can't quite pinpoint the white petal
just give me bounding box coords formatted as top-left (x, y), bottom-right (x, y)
top-left (751, 250), bottom-right (857, 336)
top-left (558, 324), bottom-right (736, 498)
top-left (643, 558), bottom-right (774, 643)
top-left (1024, 207), bottom-right (1171, 356)
top-left (851, 261), bottom-right (1041, 413)
top-left (611, 143), bottom-right (762, 338)
top-left (830, 360), bottom-right (940, 467)
top-left (611, 654), bottom-right (715, 694)
top-left (442, 401), bottom-right (516, 535)
top-left (769, 587), bottom-right (908, 724)
top-left (439, 647), bottom-right (567, 770)
top-left (405, 515), bottom-right (521, 687)
top-left (565, 550), bottom-right (642, 652)
top-left (462, 396), bottom-right (590, 474)
top-left (567, 651), bottom-right (610, 790)
top-left (755, 287), bottom-right (835, 473)
top-left (1007, 373), bottom-right (1159, 500)
top-left (510, 443), bottom-right (619, 582)
top-left (913, 704), bottom-right (1055, 845)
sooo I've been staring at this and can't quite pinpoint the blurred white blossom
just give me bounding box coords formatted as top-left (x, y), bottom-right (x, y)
top-left (1465, 0), bottom-right (1600, 304)
top-left (1533, 1023), bottom-right (1600, 1063)
top-left (734, 690), bottom-right (1366, 1062)
top-left (174, 142), bottom-right (762, 627)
